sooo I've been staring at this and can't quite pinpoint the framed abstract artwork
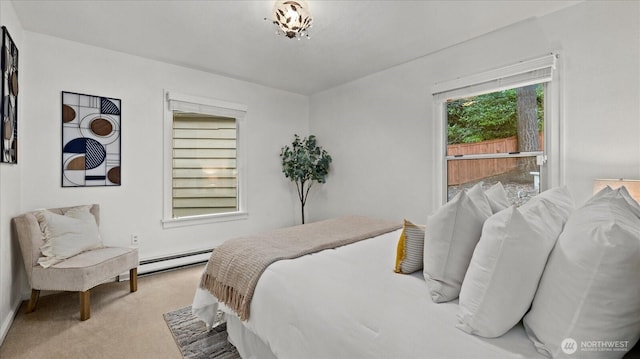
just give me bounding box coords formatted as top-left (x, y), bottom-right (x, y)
top-left (61, 91), bottom-right (121, 187)
top-left (1, 26), bottom-right (18, 164)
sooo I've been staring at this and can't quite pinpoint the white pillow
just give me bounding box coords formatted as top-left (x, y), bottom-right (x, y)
top-left (485, 182), bottom-right (509, 213)
top-left (36, 205), bottom-right (103, 268)
top-left (523, 190), bottom-right (640, 358)
top-left (423, 182), bottom-right (491, 302)
top-left (619, 185), bottom-right (640, 219)
top-left (535, 185), bottom-right (575, 220)
top-left (587, 185), bottom-right (639, 218)
top-left (584, 185), bottom-right (612, 205)
top-left (466, 181), bottom-right (493, 217)
top-left (457, 187), bottom-right (574, 338)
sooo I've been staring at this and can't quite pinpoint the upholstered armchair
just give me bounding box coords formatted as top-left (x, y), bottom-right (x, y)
top-left (12, 204), bottom-right (138, 320)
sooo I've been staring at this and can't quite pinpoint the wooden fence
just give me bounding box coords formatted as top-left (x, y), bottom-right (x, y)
top-left (447, 134), bottom-right (543, 185)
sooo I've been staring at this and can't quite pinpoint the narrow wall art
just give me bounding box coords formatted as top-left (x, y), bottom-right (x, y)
top-left (1, 26), bottom-right (18, 164)
top-left (61, 91), bottom-right (121, 187)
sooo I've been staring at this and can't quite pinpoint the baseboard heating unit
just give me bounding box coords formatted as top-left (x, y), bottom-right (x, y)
top-left (118, 249), bottom-right (212, 281)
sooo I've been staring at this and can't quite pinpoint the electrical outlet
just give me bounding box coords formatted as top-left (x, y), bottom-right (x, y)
top-left (131, 234), bottom-right (140, 246)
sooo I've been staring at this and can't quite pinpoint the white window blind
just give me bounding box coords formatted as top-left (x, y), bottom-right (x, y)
top-left (172, 114), bottom-right (238, 218)
top-left (432, 54), bottom-right (556, 101)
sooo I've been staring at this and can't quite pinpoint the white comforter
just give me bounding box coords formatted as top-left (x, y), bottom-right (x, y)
top-left (193, 228), bottom-right (545, 359)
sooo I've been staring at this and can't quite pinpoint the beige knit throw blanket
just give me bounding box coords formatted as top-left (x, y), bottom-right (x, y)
top-left (199, 215), bottom-right (401, 321)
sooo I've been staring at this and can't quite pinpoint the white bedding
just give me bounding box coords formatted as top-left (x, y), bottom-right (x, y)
top-left (193, 228), bottom-right (545, 359)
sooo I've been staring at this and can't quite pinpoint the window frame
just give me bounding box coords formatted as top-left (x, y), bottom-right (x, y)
top-left (162, 90), bottom-right (248, 228)
top-left (431, 54), bottom-right (563, 208)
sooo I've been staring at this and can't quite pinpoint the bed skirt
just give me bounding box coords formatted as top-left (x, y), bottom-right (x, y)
top-left (193, 287), bottom-right (276, 358)
top-left (226, 314), bottom-right (277, 359)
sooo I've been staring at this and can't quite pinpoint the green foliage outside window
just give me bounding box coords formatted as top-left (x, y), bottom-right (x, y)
top-left (447, 85), bottom-right (544, 144)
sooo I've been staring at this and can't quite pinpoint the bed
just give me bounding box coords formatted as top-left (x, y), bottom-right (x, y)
top-left (193, 228), bottom-right (545, 358)
top-left (192, 184), bottom-right (640, 359)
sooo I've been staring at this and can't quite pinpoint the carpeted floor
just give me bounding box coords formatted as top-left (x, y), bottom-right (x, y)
top-left (1, 264), bottom-right (206, 359)
top-left (164, 306), bottom-right (240, 359)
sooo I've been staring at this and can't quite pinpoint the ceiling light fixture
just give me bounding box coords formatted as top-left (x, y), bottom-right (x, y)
top-left (268, 0), bottom-right (313, 40)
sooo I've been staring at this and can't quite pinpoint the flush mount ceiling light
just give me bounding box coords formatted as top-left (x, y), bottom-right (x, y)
top-left (268, 0), bottom-right (313, 39)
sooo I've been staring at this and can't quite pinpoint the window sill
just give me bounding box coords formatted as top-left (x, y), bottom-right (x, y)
top-left (162, 211), bottom-right (248, 229)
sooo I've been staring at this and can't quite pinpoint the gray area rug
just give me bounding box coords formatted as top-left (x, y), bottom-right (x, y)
top-left (164, 306), bottom-right (240, 359)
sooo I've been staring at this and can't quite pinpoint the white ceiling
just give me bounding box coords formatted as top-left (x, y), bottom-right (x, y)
top-left (11, 0), bottom-right (581, 95)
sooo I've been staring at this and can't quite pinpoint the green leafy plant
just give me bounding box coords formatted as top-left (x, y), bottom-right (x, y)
top-left (280, 134), bottom-right (332, 224)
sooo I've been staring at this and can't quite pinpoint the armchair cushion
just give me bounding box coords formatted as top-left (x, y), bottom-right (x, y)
top-left (31, 246), bottom-right (138, 292)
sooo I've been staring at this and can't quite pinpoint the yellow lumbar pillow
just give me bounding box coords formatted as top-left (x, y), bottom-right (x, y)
top-left (394, 219), bottom-right (426, 274)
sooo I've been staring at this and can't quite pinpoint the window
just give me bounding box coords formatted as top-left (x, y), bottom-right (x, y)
top-left (172, 114), bottom-right (237, 217)
top-left (163, 90), bottom-right (247, 228)
top-left (432, 54), bottom-right (561, 207)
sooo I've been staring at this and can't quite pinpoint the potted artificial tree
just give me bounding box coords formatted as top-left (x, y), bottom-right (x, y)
top-left (280, 134), bottom-right (332, 224)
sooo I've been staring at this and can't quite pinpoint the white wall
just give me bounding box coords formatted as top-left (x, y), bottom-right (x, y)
top-left (1, 24), bottom-right (309, 343)
top-left (20, 33), bottom-right (309, 256)
top-left (0, 0), bottom-right (23, 344)
top-left (308, 1), bottom-right (640, 223)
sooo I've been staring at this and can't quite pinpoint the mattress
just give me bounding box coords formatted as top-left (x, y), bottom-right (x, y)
top-left (193, 228), bottom-right (545, 358)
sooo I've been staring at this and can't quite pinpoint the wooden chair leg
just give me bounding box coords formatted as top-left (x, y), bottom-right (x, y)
top-left (27, 289), bottom-right (40, 313)
top-left (80, 290), bottom-right (90, 321)
top-left (130, 268), bottom-right (138, 292)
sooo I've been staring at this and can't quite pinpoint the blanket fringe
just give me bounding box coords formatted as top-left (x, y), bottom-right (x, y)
top-left (200, 273), bottom-right (250, 320)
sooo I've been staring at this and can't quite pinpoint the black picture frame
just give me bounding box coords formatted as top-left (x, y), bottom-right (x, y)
top-left (1, 26), bottom-right (18, 164)
top-left (61, 91), bottom-right (122, 187)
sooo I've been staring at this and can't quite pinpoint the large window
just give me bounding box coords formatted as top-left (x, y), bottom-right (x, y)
top-left (163, 90), bottom-right (247, 228)
top-left (432, 54), bottom-right (561, 207)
